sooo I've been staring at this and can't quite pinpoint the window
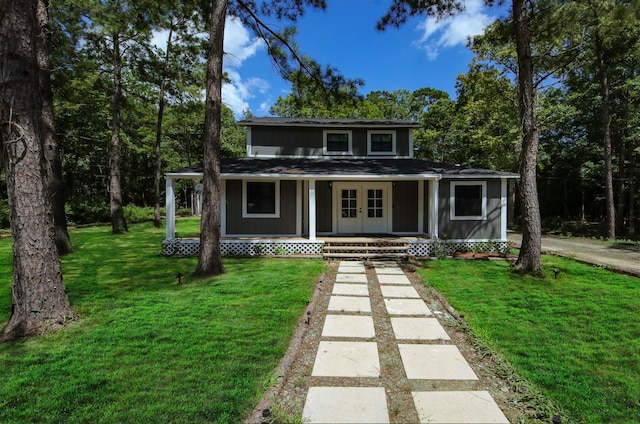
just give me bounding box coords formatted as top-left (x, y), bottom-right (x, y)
top-left (243, 181), bottom-right (280, 218)
top-left (367, 130), bottom-right (396, 155)
top-left (323, 130), bottom-right (352, 155)
top-left (367, 189), bottom-right (383, 218)
top-left (450, 181), bottom-right (487, 220)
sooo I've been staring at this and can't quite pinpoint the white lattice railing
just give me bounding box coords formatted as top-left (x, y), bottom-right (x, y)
top-left (162, 239), bottom-right (324, 257)
top-left (163, 238), bottom-right (510, 258)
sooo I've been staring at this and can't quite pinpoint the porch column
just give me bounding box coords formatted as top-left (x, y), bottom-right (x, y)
top-left (500, 178), bottom-right (508, 240)
top-left (417, 180), bottom-right (424, 234)
top-left (430, 179), bottom-right (439, 238)
top-left (165, 177), bottom-right (176, 240)
top-left (308, 179), bottom-right (317, 241)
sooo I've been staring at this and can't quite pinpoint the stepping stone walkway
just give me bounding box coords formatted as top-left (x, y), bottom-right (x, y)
top-left (302, 260), bottom-right (510, 423)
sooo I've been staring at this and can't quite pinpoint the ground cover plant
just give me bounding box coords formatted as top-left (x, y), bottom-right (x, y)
top-left (418, 258), bottom-right (640, 423)
top-left (0, 218), bottom-right (324, 423)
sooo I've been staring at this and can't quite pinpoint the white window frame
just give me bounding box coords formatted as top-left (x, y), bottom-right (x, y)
top-left (242, 180), bottom-right (280, 218)
top-left (323, 130), bottom-right (352, 155)
top-left (450, 181), bottom-right (487, 221)
top-left (367, 130), bottom-right (396, 155)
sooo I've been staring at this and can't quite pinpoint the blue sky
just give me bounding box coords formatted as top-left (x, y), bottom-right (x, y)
top-left (221, 0), bottom-right (509, 117)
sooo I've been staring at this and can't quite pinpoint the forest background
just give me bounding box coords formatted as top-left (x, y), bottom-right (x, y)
top-left (0, 0), bottom-right (638, 241)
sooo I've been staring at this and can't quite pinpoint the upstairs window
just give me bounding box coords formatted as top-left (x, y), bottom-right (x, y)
top-left (323, 130), bottom-right (352, 155)
top-left (243, 180), bottom-right (280, 218)
top-left (367, 130), bottom-right (396, 155)
top-left (450, 181), bottom-right (487, 220)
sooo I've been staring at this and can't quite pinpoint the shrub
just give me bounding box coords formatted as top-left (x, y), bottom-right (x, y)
top-left (0, 198), bottom-right (9, 229)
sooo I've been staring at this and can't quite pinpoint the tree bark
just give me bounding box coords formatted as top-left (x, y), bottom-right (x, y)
top-left (513, 0), bottom-right (542, 273)
top-left (1, 0), bottom-right (76, 341)
top-left (153, 22), bottom-right (174, 229)
top-left (194, 0), bottom-right (227, 276)
top-left (595, 33), bottom-right (615, 240)
top-left (110, 33), bottom-right (127, 234)
top-left (37, 0), bottom-right (73, 254)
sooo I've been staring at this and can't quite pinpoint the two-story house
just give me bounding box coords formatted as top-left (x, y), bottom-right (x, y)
top-left (162, 117), bottom-right (518, 257)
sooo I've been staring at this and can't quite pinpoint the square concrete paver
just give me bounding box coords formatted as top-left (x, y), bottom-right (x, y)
top-left (384, 298), bottom-right (432, 316)
top-left (373, 263), bottom-right (405, 275)
top-left (328, 296), bottom-right (371, 313)
top-left (390, 317), bottom-right (451, 340)
top-left (399, 344), bottom-right (478, 380)
top-left (311, 341), bottom-right (380, 377)
top-left (336, 273), bottom-right (369, 283)
top-left (380, 285), bottom-right (420, 298)
top-left (377, 274), bottom-right (411, 285)
top-left (322, 315), bottom-right (376, 338)
top-left (412, 391), bottom-right (509, 423)
top-left (332, 283), bottom-right (369, 297)
top-left (303, 387), bottom-right (389, 423)
top-left (338, 262), bottom-right (366, 274)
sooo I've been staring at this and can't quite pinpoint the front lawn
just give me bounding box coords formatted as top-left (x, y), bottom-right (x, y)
top-left (0, 220), bottom-right (324, 423)
top-left (419, 257), bottom-right (640, 423)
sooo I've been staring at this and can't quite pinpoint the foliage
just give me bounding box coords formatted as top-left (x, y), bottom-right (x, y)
top-left (0, 220), bottom-right (325, 423)
top-left (419, 258), bottom-right (640, 422)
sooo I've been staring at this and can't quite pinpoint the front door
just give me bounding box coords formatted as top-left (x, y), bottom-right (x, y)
top-left (335, 182), bottom-right (391, 234)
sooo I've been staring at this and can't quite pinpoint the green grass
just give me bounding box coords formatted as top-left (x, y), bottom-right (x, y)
top-left (0, 218), bottom-right (324, 423)
top-left (419, 257), bottom-right (640, 423)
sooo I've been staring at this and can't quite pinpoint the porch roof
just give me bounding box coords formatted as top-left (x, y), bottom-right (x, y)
top-left (165, 158), bottom-right (519, 180)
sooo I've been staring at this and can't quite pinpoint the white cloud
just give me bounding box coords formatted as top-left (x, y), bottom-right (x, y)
top-left (222, 17), bottom-right (269, 116)
top-left (414, 0), bottom-right (493, 60)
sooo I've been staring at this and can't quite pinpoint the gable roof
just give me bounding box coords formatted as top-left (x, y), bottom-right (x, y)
top-left (238, 117), bottom-right (422, 128)
top-left (166, 158), bottom-right (519, 179)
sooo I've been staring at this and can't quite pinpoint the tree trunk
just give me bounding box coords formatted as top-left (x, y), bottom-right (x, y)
top-left (194, 0), bottom-right (227, 276)
top-left (37, 0), bottom-right (73, 255)
top-left (513, 0), bottom-right (542, 273)
top-left (153, 22), bottom-right (174, 229)
top-left (1, 0), bottom-right (76, 341)
top-left (110, 33), bottom-right (127, 234)
top-left (595, 33), bottom-right (615, 240)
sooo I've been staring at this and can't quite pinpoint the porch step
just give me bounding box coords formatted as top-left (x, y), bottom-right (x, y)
top-left (323, 241), bottom-right (409, 259)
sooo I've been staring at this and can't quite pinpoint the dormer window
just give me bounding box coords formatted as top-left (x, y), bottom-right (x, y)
top-left (367, 130), bottom-right (396, 155)
top-left (323, 130), bottom-right (352, 155)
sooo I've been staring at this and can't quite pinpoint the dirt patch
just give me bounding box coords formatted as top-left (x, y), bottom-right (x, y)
top-left (247, 260), bottom-right (560, 424)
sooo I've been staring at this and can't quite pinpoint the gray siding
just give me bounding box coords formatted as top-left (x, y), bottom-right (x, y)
top-left (316, 181), bottom-right (333, 233)
top-left (225, 179), bottom-right (297, 235)
top-left (438, 179), bottom-right (502, 239)
top-left (392, 181), bottom-right (418, 232)
top-left (250, 126), bottom-right (412, 157)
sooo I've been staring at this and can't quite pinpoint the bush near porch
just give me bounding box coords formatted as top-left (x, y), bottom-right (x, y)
top-left (0, 221), bottom-right (324, 423)
top-left (419, 258), bottom-right (640, 423)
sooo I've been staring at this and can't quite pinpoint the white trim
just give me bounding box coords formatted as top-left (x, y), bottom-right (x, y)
top-left (322, 129), bottom-right (353, 156)
top-left (221, 179), bottom-right (227, 237)
top-left (240, 121), bottom-right (421, 129)
top-left (431, 179), bottom-right (439, 238)
top-left (417, 180), bottom-right (424, 234)
top-left (309, 179), bottom-right (316, 241)
top-left (220, 173), bottom-right (441, 180)
top-left (246, 127), bottom-right (252, 157)
top-left (296, 180), bottom-right (302, 236)
top-left (367, 130), bottom-right (396, 155)
top-left (242, 180), bottom-right (281, 218)
top-left (409, 130), bottom-right (415, 159)
top-left (500, 178), bottom-right (507, 240)
top-left (165, 177), bottom-right (175, 240)
top-left (450, 181), bottom-right (487, 221)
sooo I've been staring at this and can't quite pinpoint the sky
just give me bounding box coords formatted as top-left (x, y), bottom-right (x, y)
top-left (222, 0), bottom-right (509, 117)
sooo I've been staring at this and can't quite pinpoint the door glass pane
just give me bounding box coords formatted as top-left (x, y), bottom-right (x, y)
top-left (367, 188), bottom-right (383, 219)
top-left (341, 189), bottom-right (357, 220)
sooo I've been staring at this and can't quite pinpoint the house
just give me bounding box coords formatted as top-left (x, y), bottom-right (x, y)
top-left (163, 117), bottom-right (518, 257)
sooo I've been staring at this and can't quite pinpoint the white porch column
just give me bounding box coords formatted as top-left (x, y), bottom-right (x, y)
top-left (500, 178), bottom-right (508, 240)
top-left (430, 179), bottom-right (439, 238)
top-left (308, 179), bottom-right (317, 241)
top-left (165, 177), bottom-right (176, 240)
top-left (417, 180), bottom-right (424, 234)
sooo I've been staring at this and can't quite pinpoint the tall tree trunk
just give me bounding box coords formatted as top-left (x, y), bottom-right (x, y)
top-left (37, 0), bottom-right (73, 254)
top-left (194, 0), bottom-right (226, 276)
top-left (1, 0), bottom-right (76, 341)
top-left (110, 34), bottom-right (127, 234)
top-left (513, 0), bottom-right (542, 273)
top-left (153, 22), bottom-right (174, 229)
top-left (595, 33), bottom-right (615, 240)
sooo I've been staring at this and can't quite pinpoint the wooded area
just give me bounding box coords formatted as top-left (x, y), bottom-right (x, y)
top-left (1, 0), bottom-right (639, 337)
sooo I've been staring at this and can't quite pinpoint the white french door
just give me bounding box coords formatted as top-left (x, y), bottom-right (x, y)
top-left (335, 182), bottom-right (391, 234)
